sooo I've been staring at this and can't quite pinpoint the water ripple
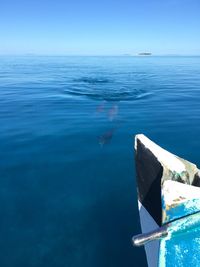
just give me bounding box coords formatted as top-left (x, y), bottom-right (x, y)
top-left (62, 76), bottom-right (152, 101)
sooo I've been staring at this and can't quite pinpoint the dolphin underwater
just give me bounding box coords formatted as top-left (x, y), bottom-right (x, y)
top-left (98, 129), bottom-right (115, 146)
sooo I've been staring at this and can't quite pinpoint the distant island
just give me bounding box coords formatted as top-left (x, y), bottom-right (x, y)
top-left (138, 52), bottom-right (152, 56)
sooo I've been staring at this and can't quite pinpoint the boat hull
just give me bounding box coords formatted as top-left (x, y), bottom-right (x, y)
top-left (133, 134), bottom-right (200, 267)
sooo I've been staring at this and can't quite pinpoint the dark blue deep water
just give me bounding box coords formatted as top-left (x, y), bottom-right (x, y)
top-left (0, 56), bottom-right (200, 267)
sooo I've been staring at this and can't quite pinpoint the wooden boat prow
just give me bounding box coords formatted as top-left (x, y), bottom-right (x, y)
top-left (133, 134), bottom-right (200, 267)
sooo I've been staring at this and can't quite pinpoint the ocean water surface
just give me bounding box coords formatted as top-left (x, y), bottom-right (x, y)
top-left (0, 56), bottom-right (200, 267)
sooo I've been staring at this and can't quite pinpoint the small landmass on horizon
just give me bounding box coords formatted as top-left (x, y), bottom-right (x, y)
top-left (138, 52), bottom-right (152, 56)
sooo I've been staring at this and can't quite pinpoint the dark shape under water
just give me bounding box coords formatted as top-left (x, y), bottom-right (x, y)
top-left (98, 129), bottom-right (115, 146)
top-left (74, 77), bottom-right (111, 84)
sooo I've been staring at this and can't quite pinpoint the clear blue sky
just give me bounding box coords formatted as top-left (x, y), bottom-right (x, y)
top-left (0, 0), bottom-right (200, 55)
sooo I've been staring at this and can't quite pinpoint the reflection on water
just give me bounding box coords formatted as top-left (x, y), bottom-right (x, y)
top-left (108, 104), bottom-right (119, 121)
top-left (96, 101), bottom-right (106, 114)
top-left (0, 56), bottom-right (200, 267)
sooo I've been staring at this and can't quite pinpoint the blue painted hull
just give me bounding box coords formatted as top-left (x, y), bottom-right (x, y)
top-left (159, 212), bottom-right (200, 266)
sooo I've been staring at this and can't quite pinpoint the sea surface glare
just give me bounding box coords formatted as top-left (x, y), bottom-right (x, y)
top-left (0, 56), bottom-right (200, 267)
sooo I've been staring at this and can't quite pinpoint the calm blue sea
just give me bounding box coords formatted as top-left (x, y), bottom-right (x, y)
top-left (0, 56), bottom-right (200, 267)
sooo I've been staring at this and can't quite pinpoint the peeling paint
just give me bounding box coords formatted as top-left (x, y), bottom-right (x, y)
top-left (159, 212), bottom-right (200, 267)
top-left (162, 180), bottom-right (200, 224)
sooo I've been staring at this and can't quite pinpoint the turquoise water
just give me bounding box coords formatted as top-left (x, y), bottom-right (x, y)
top-left (0, 56), bottom-right (200, 266)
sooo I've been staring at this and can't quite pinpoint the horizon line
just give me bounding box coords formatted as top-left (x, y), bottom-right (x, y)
top-left (0, 53), bottom-right (200, 57)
